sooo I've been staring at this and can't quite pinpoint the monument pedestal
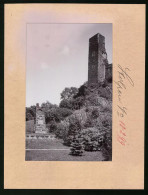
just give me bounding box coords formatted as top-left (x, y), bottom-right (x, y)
top-left (35, 103), bottom-right (47, 134)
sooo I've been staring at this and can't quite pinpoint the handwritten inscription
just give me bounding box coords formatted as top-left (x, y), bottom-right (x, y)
top-left (117, 121), bottom-right (126, 146)
top-left (114, 65), bottom-right (134, 146)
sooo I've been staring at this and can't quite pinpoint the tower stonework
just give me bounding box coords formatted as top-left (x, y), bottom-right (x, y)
top-left (88, 33), bottom-right (108, 85)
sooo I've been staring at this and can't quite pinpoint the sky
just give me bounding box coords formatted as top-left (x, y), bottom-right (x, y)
top-left (26, 23), bottom-right (112, 107)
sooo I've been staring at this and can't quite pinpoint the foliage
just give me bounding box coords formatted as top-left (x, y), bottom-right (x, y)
top-left (55, 121), bottom-right (69, 139)
top-left (60, 87), bottom-right (78, 100)
top-left (66, 109), bottom-right (88, 128)
top-left (25, 78), bottom-right (112, 160)
top-left (80, 127), bottom-right (104, 151)
top-left (70, 137), bottom-right (84, 156)
top-left (72, 96), bottom-right (85, 110)
top-left (97, 86), bottom-right (112, 100)
top-left (47, 121), bottom-right (57, 133)
top-left (83, 115), bottom-right (94, 128)
top-left (41, 101), bottom-right (58, 112)
top-left (85, 94), bottom-right (100, 107)
top-left (74, 84), bottom-right (87, 98)
top-left (26, 112), bottom-right (34, 121)
top-left (63, 118), bottom-right (82, 146)
top-left (45, 107), bottom-right (73, 123)
top-left (59, 99), bottom-right (73, 110)
top-left (102, 128), bottom-right (112, 161)
top-left (91, 108), bottom-right (100, 119)
top-left (26, 106), bottom-right (36, 121)
top-left (60, 95), bottom-right (85, 110)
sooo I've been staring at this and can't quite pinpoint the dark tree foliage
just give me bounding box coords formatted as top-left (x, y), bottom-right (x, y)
top-left (63, 119), bottom-right (82, 146)
top-left (70, 137), bottom-right (84, 156)
top-left (41, 101), bottom-right (58, 112)
top-left (45, 107), bottom-right (73, 123)
top-left (102, 129), bottom-right (112, 161)
top-left (80, 128), bottom-right (104, 152)
top-left (74, 84), bottom-right (87, 98)
top-left (59, 99), bottom-right (73, 110)
top-left (26, 106), bottom-right (36, 121)
top-left (60, 87), bottom-right (78, 100)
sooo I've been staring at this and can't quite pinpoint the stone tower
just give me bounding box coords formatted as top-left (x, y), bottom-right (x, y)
top-left (88, 33), bottom-right (108, 85)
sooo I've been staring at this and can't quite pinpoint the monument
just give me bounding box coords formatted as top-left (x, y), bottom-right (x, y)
top-left (35, 103), bottom-right (47, 134)
top-left (88, 33), bottom-right (111, 85)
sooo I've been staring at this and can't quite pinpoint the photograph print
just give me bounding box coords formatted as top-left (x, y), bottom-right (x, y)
top-left (25, 23), bottom-right (112, 161)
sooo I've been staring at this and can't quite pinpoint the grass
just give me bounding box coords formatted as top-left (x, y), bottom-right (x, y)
top-left (26, 139), bottom-right (68, 149)
top-left (26, 149), bottom-right (104, 161)
top-left (26, 138), bottom-right (104, 161)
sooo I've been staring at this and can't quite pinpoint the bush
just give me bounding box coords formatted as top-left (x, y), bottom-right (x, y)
top-left (48, 121), bottom-right (57, 133)
top-left (98, 86), bottom-right (112, 100)
top-left (102, 128), bottom-right (112, 161)
top-left (26, 106), bottom-right (36, 121)
top-left (80, 127), bottom-right (104, 151)
top-left (60, 87), bottom-right (78, 100)
top-left (72, 96), bottom-right (85, 110)
top-left (59, 99), bottom-right (73, 110)
top-left (91, 108), bottom-right (100, 119)
top-left (55, 121), bottom-right (69, 139)
top-left (63, 118), bottom-right (82, 146)
top-left (45, 107), bottom-right (73, 123)
top-left (65, 109), bottom-right (87, 128)
top-left (84, 117), bottom-right (93, 128)
top-left (41, 101), bottom-right (58, 112)
top-left (70, 137), bottom-right (84, 156)
top-left (85, 94), bottom-right (100, 107)
top-left (26, 112), bottom-right (34, 121)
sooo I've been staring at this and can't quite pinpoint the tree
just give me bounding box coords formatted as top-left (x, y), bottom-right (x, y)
top-left (45, 107), bottom-right (73, 123)
top-left (26, 112), bottom-right (34, 121)
top-left (59, 99), bottom-right (73, 110)
top-left (48, 121), bottom-right (57, 133)
top-left (72, 96), bottom-right (85, 110)
top-left (74, 84), bottom-right (88, 98)
top-left (70, 137), bottom-right (84, 156)
top-left (41, 101), bottom-right (57, 112)
top-left (26, 106), bottom-right (36, 121)
top-left (60, 87), bottom-right (78, 100)
top-left (102, 128), bottom-right (112, 161)
top-left (63, 118), bottom-right (82, 146)
top-left (80, 127), bottom-right (104, 151)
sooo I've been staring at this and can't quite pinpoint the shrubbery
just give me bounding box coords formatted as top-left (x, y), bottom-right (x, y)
top-left (80, 127), bottom-right (104, 151)
top-left (26, 79), bottom-right (112, 160)
top-left (63, 119), bottom-right (82, 146)
top-left (59, 99), bottom-right (74, 110)
top-left (26, 106), bottom-right (36, 121)
top-left (101, 128), bottom-right (112, 160)
top-left (47, 121), bottom-right (57, 133)
top-left (45, 107), bottom-right (73, 123)
top-left (55, 121), bottom-right (69, 139)
top-left (70, 137), bottom-right (84, 156)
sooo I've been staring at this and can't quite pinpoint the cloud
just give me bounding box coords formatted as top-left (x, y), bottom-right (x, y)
top-left (41, 62), bottom-right (49, 70)
top-left (60, 45), bottom-right (70, 55)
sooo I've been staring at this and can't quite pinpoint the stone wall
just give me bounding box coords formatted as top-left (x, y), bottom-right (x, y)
top-left (105, 63), bottom-right (112, 83)
top-left (26, 133), bottom-right (55, 140)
